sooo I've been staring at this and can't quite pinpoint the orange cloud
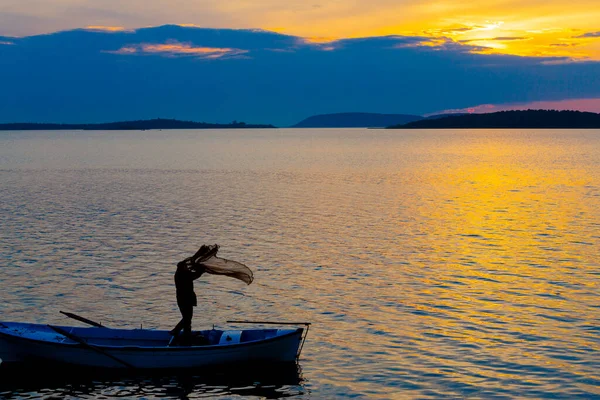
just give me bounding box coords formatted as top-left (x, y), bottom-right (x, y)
top-left (108, 41), bottom-right (248, 59)
top-left (302, 37), bottom-right (338, 44)
top-left (85, 26), bottom-right (131, 33)
top-left (112, 46), bottom-right (137, 54)
top-left (299, 37), bottom-right (339, 51)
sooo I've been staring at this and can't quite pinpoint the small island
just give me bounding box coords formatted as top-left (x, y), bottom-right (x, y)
top-left (387, 110), bottom-right (600, 129)
top-left (0, 118), bottom-right (276, 131)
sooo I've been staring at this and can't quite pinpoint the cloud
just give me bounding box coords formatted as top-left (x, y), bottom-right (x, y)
top-left (333, 35), bottom-right (452, 50)
top-left (540, 57), bottom-right (592, 65)
top-left (423, 26), bottom-right (484, 36)
top-left (490, 36), bottom-right (529, 41)
top-left (460, 36), bottom-right (530, 43)
top-left (296, 34), bottom-right (457, 52)
top-left (444, 26), bottom-right (480, 33)
top-left (107, 40), bottom-right (248, 59)
top-left (2, 0), bottom-right (600, 61)
top-left (0, 41), bottom-right (14, 45)
top-left (302, 36), bottom-right (338, 44)
top-left (1, 25), bottom-right (600, 126)
top-left (84, 26), bottom-right (133, 33)
top-left (573, 31), bottom-right (600, 39)
top-left (299, 36), bottom-right (339, 51)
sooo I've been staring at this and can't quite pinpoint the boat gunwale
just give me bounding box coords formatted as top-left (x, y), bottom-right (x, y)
top-left (0, 324), bottom-right (304, 352)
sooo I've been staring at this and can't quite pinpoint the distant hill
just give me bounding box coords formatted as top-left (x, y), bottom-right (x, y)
top-left (423, 113), bottom-right (469, 120)
top-left (388, 110), bottom-right (600, 129)
top-left (0, 118), bottom-right (276, 131)
top-left (291, 112), bottom-right (423, 128)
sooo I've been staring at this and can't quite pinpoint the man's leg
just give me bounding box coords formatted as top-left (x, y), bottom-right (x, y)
top-left (183, 305), bottom-right (193, 332)
top-left (170, 318), bottom-right (185, 336)
top-left (174, 303), bottom-right (191, 344)
top-left (171, 301), bottom-right (193, 336)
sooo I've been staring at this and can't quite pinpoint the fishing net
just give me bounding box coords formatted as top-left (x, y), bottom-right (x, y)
top-left (184, 244), bottom-right (254, 285)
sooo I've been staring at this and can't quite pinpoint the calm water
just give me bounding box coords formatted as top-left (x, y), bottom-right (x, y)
top-left (0, 128), bottom-right (599, 399)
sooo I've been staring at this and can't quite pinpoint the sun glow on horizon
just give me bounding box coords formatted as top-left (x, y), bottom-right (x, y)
top-left (258, 4), bottom-right (600, 59)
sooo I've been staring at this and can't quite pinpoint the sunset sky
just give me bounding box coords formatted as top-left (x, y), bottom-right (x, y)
top-left (1, 0), bottom-right (600, 124)
top-left (2, 0), bottom-right (600, 59)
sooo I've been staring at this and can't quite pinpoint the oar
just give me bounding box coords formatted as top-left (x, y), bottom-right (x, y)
top-left (60, 311), bottom-right (105, 328)
top-left (47, 324), bottom-right (136, 370)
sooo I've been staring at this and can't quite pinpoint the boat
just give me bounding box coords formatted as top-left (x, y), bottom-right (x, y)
top-left (0, 315), bottom-right (310, 370)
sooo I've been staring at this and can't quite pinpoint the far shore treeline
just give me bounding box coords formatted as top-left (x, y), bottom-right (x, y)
top-left (0, 118), bottom-right (276, 131)
top-left (2, 110), bottom-right (600, 131)
top-left (388, 110), bottom-right (600, 129)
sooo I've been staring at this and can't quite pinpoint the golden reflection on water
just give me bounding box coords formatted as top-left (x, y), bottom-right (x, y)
top-left (375, 132), bottom-right (600, 395)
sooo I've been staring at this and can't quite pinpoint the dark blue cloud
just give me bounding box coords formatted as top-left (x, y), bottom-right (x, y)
top-left (1, 25), bottom-right (599, 126)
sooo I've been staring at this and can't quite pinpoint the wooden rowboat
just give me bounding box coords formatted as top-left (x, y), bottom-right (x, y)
top-left (0, 319), bottom-right (310, 370)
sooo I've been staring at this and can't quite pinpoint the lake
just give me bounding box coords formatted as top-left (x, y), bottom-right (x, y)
top-left (0, 128), bottom-right (599, 399)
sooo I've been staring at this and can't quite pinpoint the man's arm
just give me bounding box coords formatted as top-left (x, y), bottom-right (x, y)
top-left (192, 245), bottom-right (219, 263)
top-left (189, 264), bottom-right (206, 280)
top-left (191, 245), bottom-right (210, 261)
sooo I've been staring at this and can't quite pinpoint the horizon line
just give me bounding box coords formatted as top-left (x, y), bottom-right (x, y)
top-left (2, 108), bottom-right (600, 127)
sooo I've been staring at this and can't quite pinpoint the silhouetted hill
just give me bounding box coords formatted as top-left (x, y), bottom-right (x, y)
top-left (388, 110), bottom-right (600, 129)
top-left (292, 112), bottom-right (423, 128)
top-left (0, 118), bottom-right (276, 131)
top-left (423, 113), bottom-right (469, 120)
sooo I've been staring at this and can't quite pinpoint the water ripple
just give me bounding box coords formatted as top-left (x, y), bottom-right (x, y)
top-left (1, 129), bottom-right (599, 398)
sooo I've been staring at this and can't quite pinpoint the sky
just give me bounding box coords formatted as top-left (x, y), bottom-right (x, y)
top-left (1, 1), bottom-right (600, 125)
top-left (3, 0), bottom-right (600, 59)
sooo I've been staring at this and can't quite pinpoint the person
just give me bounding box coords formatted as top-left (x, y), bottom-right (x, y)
top-left (170, 256), bottom-right (207, 340)
top-left (169, 244), bottom-right (254, 343)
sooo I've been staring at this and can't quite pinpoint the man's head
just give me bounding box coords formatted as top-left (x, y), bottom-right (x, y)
top-left (177, 258), bottom-right (192, 270)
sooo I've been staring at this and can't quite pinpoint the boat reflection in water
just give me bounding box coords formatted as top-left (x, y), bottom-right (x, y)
top-left (0, 361), bottom-right (305, 398)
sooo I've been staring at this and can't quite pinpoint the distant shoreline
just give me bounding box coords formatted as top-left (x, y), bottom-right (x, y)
top-left (0, 118), bottom-right (276, 131)
top-left (4, 110), bottom-right (600, 131)
top-left (388, 110), bottom-right (600, 129)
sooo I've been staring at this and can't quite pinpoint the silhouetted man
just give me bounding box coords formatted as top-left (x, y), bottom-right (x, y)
top-left (170, 257), bottom-right (206, 340)
top-left (169, 244), bottom-right (253, 344)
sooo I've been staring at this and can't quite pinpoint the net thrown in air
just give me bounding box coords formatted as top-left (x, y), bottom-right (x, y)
top-left (186, 244), bottom-right (254, 285)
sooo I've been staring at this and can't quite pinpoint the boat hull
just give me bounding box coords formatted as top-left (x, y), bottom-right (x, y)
top-left (0, 338), bottom-right (20, 364)
top-left (0, 322), bottom-right (305, 370)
